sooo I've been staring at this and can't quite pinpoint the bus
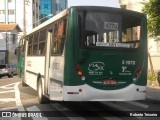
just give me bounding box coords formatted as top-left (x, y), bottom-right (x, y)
top-left (17, 6), bottom-right (148, 103)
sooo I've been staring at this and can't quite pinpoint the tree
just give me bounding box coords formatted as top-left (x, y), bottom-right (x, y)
top-left (142, 0), bottom-right (160, 38)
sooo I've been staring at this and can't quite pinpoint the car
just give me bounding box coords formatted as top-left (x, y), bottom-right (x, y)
top-left (158, 70), bottom-right (160, 86)
top-left (0, 64), bottom-right (17, 78)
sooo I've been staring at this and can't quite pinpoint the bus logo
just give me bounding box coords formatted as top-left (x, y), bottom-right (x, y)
top-left (88, 62), bottom-right (105, 75)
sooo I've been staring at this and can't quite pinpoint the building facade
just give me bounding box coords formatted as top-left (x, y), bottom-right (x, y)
top-left (40, 0), bottom-right (67, 23)
top-left (0, 0), bottom-right (40, 64)
top-left (52, 0), bottom-right (66, 15)
top-left (0, 24), bottom-right (21, 64)
top-left (40, 0), bottom-right (52, 23)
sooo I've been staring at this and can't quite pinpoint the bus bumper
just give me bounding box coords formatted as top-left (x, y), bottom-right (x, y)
top-left (63, 84), bottom-right (146, 101)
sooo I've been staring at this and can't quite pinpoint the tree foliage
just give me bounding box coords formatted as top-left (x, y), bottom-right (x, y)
top-left (142, 0), bottom-right (160, 37)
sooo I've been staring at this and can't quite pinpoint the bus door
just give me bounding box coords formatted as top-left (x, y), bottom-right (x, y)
top-left (47, 25), bottom-right (64, 100)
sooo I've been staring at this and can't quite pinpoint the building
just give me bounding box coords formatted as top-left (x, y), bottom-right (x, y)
top-left (0, 24), bottom-right (22, 64)
top-left (24, 0), bottom-right (41, 30)
top-left (40, 0), bottom-right (66, 23)
top-left (0, 0), bottom-right (40, 64)
top-left (52, 0), bottom-right (66, 15)
top-left (120, 0), bottom-right (160, 72)
top-left (40, 0), bottom-right (52, 23)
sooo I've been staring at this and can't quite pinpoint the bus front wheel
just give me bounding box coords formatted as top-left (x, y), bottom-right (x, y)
top-left (22, 77), bottom-right (28, 87)
top-left (37, 79), bottom-right (48, 104)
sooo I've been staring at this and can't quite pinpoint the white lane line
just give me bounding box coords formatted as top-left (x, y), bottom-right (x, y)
top-left (0, 98), bottom-right (16, 102)
top-left (0, 106), bottom-right (18, 111)
top-left (0, 90), bottom-right (15, 94)
top-left (126, 101), bottom-right (149, 109)
top-left (14, 82), bottom-right (25, 111)
top-left (51, 103), bottom-right (86, 120)
top-left (0, 87), bottom-right (13, 89)
top-left (0, 82), bottom-right (17, 88)
top-left (27, 106), bottom-right (48, 120)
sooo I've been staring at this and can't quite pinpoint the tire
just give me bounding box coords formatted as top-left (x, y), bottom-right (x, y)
top-left (37, 79), bottom-right (49, 104)
top-left (22, 77), bottom-right (28, 87)
top-left (8, 72), bottom-right (13, 78)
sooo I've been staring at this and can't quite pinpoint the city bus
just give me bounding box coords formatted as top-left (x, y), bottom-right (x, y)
top-left (17, 6), bottom-right (148, 103)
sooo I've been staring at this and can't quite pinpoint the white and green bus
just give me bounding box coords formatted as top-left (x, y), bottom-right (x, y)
top-left (20, 6), bottom-right (148, 103)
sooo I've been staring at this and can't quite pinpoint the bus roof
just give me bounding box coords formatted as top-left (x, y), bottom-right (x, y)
top-left (26, 6), bottom-right (143, 36)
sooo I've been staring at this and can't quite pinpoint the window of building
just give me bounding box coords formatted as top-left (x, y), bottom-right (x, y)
top-left (12, 34), bottom-right (16, 44)
top-left (51, 18), bottom-right (67, 55)
top-left (44, 4), bottom-right (48, 9)
top-left (33, 11), bottom-right (35, 16)
top-left (8, 9), bottom-right (15, 15)
top-left (8, 0), bottom-right (12, 3)
top-left (0, 10), bottom-right (5, 14)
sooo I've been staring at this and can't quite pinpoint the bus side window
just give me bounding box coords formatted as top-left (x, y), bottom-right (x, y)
top-left (39, 29), bottom-right (46, 55)
top-left (33, 32), bottom-right (39, 55)
top-left (52, 18), bottom-right (67, 55)
top-left (28, 35), bottom-right (33, 56)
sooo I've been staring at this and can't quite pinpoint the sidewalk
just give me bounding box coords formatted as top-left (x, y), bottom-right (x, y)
top-left (146, 80), bottom-right (160, 101)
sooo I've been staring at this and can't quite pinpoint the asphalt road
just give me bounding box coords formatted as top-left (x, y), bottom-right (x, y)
top-left (0, 77), bottom-right (160, 120)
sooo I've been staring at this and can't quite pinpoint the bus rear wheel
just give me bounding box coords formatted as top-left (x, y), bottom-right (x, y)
top-left (37, 79), bottom-right (48, 104)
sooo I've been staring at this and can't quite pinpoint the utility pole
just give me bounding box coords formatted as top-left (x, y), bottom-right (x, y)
top-left (5, 31), bottom-right (8, 64)
top-left (23, 0), bottom-right (26, 36)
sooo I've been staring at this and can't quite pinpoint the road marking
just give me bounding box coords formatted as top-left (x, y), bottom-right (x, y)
top-left (0, 106), bottom-right (18, 111)
top-left (0, 98), bottom-right (15, 102)
top-left (14, 82), bottom-right (25, 111)
top-left (0, 90), bottom-right (15, 94)
top-left (0, 82), bottom-right (17, 88)
top-left (27, 106), bottom-right (48, 120)
top-left (126, 101), bottom-right (149, 109)
top-left (52, 103), bottom-right (86, 120)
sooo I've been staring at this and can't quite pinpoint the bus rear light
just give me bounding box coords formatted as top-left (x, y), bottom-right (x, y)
top-left (135, 73), bottom-right (140, 77)
top-left (135, 66), bottom-right (143, 78)
top-left (138, 66), bottom-right (143, 72)
top-left (76, 64), bottom-right (83, 76)
top-left (76, 64), bottom-right (81, 70)
top-left (78, 70), bottom-right (83, 76)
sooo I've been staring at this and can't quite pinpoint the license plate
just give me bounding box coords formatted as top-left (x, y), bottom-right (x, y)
top-left (103, 80), bottom-right (117, 85)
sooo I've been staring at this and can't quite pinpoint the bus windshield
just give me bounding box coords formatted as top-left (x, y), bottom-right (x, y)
top-left (79, 10), bottom-right (142, 49)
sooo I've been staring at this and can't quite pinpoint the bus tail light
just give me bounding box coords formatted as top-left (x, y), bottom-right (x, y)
top-left (76, 64), bottom-right (83, 76)
top-left (78, 70), bottom-right (83, 76)
top-left (135, 66), bottom-right (143, 78)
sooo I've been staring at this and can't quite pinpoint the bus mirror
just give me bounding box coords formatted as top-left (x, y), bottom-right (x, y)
top-left (78, 49), bottom-right (88, 64)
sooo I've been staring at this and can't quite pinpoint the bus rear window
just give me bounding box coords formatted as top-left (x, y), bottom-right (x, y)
top-left (79, 11), bottom-right (141, 49)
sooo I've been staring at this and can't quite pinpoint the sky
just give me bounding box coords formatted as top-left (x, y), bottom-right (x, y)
top-left (67, 0), bottom-right (120, 8)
